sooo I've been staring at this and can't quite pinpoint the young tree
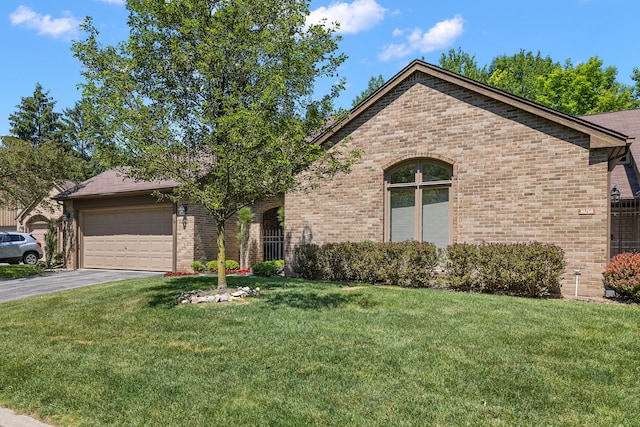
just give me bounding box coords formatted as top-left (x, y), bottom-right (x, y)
top-left (44, 218), bottom-right (58, 266)
top-left (73, 0), bottom-right (356, 288)
top-left (236, 206), bottom-right (254, 271)
top-left (8, 83), bottom-right (63, 147)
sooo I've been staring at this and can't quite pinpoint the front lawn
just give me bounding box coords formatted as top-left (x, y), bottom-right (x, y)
top-left (0, 276), bottom-right (639, 426)
top-left (0, 264), bottom-right (44, 280)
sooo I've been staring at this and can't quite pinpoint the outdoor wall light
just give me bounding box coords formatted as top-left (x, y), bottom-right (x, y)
top-left (178, 203), bottom-right (188, 229)
top-left (610, 187), bottom-right (620, 202)
top-left (62, 211), bottom-right (72, 222)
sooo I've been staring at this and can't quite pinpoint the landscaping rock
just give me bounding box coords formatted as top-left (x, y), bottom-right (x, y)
top-left (178, 287), bottom-right (260, 304)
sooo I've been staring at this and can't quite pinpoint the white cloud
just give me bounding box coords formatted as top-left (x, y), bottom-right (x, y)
top-left (9, 5), bottom-right (80, 40)
top-left (307, 0), bottom-right (387, 35)
top-left (378, 15), bottom-right (464, 62)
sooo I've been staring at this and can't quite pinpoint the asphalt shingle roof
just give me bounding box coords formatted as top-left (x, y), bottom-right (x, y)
top-left (56, 168), bottom-right (178, 200)
top-left (581, 109), bottom-right (640, 198)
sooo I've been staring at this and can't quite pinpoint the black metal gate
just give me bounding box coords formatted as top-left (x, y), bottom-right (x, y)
top-left (262, 207), bottom-right (284, 261)
top-left (263, 228), bottom-right (283, 261)
top-left (611, 196), bottom-right (640, 257)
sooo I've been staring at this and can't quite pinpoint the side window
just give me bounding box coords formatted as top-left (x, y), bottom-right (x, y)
top-left (386, 159), bottom-right (452, 247)
top-left (9, 234), bottom-right (25, 242)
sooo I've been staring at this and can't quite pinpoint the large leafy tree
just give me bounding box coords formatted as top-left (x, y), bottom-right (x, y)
top-left (536, 57), bottom-right (640, 115)
top-left (73, 0), bottom-right (355, 288)
top-left (486, 50), bottom-right (559, 100)
top-left (440, 48), bottom-right (640, 115)
top-left (2, 85), bottom-right (83, 209)
top-left (0, 136), bottom-right (79, 208)
top-left (438, 47), bottom-right (489, 83)
top-left (8, 83), bottom-right (63, 147)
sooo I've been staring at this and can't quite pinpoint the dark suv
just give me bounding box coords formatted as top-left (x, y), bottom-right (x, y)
top-left (0, 232), bottom-right (44, 265)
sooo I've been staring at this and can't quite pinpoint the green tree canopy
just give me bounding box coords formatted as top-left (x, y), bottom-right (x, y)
top-left (352, 74), bottom-right (385, 108)
top-left (2, 85), bottom-right (89, 209)
top-left (438, 47), bottom-right (488, 83)
top-left (73, 0), bottom-right (356, 288)
top-left (439, 48), bottom-right (640, 115)
top-left (61, 101), bottom-right (103, 180)
top-left (8, 83), bottom-right (63, 147)
top-left (0, 136), bottom-right (79, 209)
top-left (487, 50), bottom-right (559, 100)
top-left (536, 57), bottom-right (640, 115)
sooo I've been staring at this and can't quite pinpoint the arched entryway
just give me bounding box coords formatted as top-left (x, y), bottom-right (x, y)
top-left (262, 207), bottom-right (283, 261)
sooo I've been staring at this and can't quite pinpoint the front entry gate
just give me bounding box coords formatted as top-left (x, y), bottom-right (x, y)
top-left (611, 196), bottom-right (640, 257)
top-left (262, 207), bottom-right (283, 261)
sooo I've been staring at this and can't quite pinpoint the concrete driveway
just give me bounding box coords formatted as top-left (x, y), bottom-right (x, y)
top-left (0, 269), bottom-right (163, 303)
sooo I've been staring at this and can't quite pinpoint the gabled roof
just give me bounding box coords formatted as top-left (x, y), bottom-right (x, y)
top-left (55, 168), bottom-right (178, 200)
top-left (17, 180), bottom-right (75, 222)
top-left (316, 60), bottom-right (632, 151)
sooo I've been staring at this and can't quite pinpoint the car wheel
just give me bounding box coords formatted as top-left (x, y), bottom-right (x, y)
top-left (22, 252), bottom-right (39, 265)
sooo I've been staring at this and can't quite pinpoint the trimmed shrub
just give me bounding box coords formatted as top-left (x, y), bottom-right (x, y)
top-left (190, 261), bottom-right (205, 273)
top-left (292, 241), bottom-right (439, 287)
top-left (253, 260), bottom-right (284, 277)
top-left (603, 252), bottom-right (640, 302)
top-left (446, 242), bottom-right (565, 297)
top-left (292, 244), bottom-right (322, 279)
top-left (225, 260), bottom-right (240, 271)
top-left (206, 260), bottom-right (241, 272)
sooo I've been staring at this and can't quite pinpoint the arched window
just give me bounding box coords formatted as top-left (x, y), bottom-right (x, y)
top-left (386, 160), bottom-right (452, 247)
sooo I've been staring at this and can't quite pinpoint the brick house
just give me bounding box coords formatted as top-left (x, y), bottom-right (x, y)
top-left (56, 60), bottom-right (635, 297)
top-left (285, 60), bottom-right (632, 297)
top-left (55, 168), bottom-right (284, 272)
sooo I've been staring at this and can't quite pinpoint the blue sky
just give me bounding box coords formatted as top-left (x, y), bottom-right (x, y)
top-left (1, 0), bottom-right (639, 137)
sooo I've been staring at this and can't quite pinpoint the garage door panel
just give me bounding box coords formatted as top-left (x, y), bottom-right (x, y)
top-left (82, 207), bottom-right (173, 271)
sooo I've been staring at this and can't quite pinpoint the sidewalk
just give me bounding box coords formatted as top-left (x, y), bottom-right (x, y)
top-left (0, 407), bottom-right (55, 427)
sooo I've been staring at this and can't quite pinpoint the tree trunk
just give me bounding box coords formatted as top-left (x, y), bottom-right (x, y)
top-left (216, 219), bottom-right (227, 289)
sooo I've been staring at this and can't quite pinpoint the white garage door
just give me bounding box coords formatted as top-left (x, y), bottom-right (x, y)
top-left (82, 206), bottom-right (173, 271)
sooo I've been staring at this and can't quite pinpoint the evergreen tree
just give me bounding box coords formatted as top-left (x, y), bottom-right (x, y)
top-left (8, 83), bottom-right (63, 147)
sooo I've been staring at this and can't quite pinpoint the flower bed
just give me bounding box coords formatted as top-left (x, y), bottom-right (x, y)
top-left (164, 269), bottom-right (252, 277)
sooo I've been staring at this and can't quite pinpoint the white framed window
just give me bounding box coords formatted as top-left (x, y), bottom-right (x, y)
top-left (386, 160), bottom-right (452, 247)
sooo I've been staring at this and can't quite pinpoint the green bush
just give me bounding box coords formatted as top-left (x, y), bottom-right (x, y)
top-left (206, 260), bottom-right (217, 272)
top-left (445, 242), bottom-right (565, 297)
top-left (190, 261), bottom-right (205, 273)
top-left (252, 260), bottom-right (284, 277)
top-left (205, 260), bottom-right (240, 272)
top-left (293, 244), bottom-right (322, 279)
top-left (293, 241), bottom-right (439, 287)
top-left (292, 241), bottom-right (563, 297)
top-left (603, 252), bottom-right (640, 302)
top-left (226, 260), bottom-right (240, 271)
top-left (53, 252), bottom-right (63, 266)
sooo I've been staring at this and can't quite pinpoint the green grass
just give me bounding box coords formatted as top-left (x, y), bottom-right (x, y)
top-left (0, 264), bottom-right (44, 279)
top-left (0, 276), bottom-right (639, 426)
